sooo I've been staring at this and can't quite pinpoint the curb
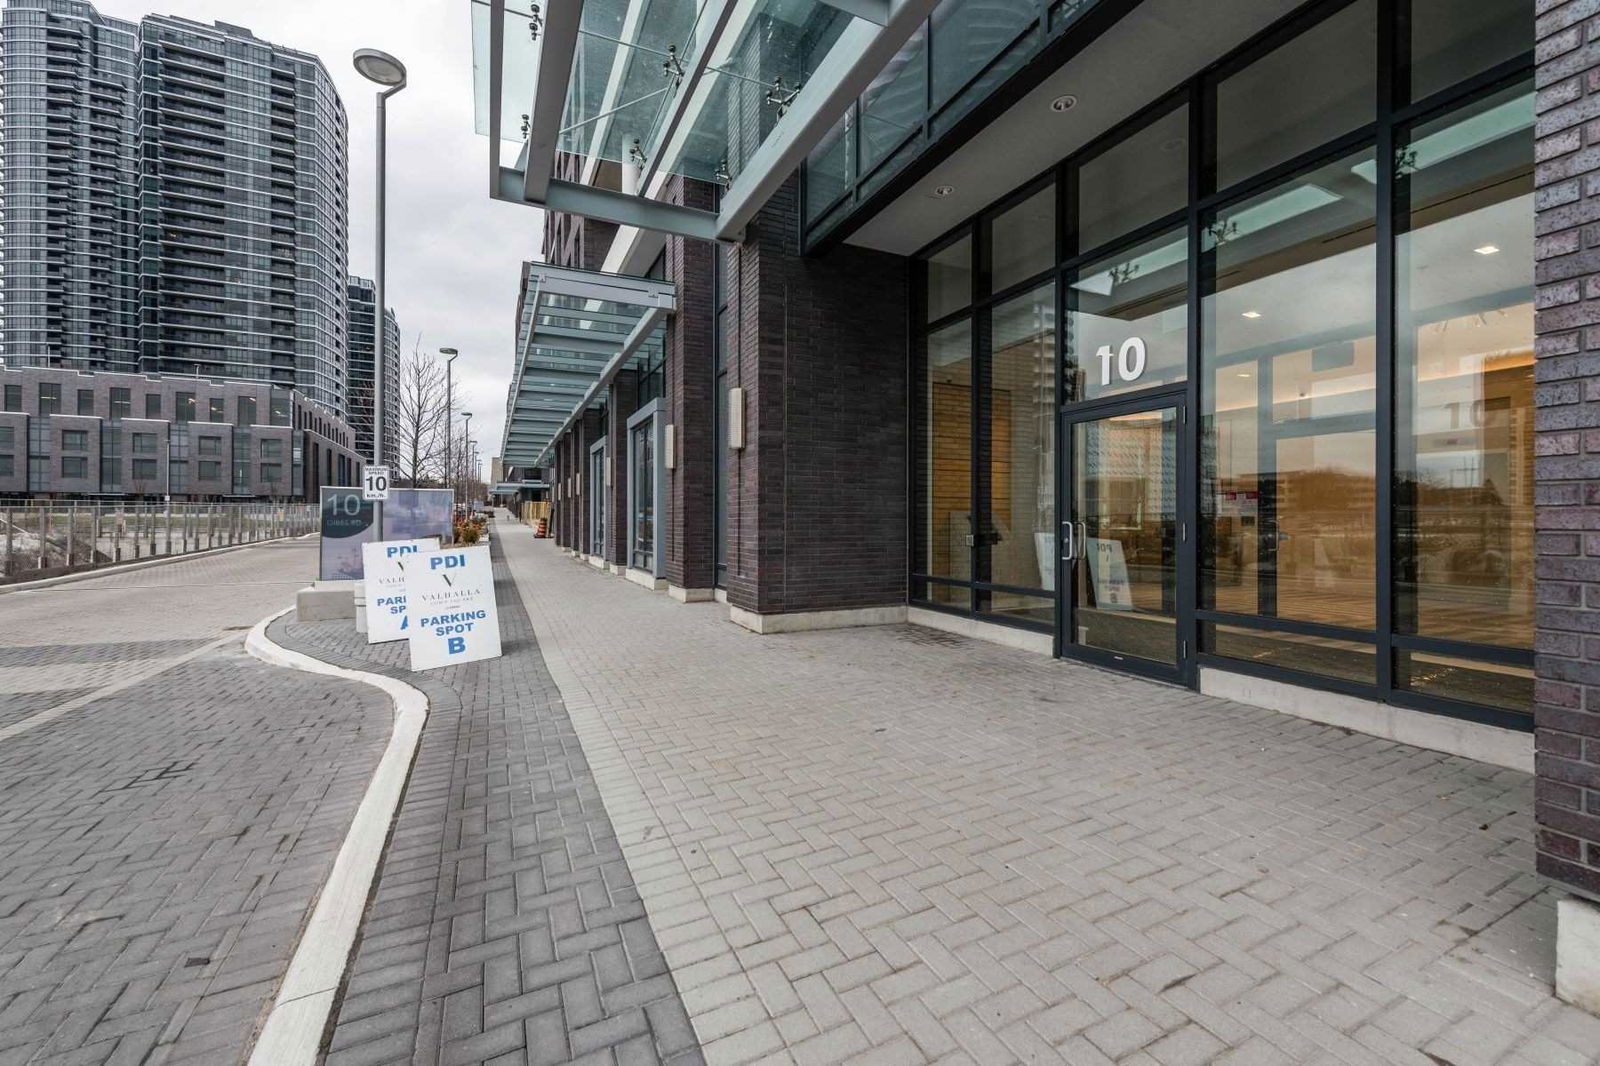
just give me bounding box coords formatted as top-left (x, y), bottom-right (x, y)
top-left (0, 532), bottom-right (315, 595)
top-left (243, 606), bottom-right (428, 1066)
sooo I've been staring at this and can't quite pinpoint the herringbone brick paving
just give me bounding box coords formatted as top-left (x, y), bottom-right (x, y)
top-left (497, 520), bottom-right (1600, 1066)
top-left (272, 541), bottom-right (702, 1066)
top-left (0, 540), bottom-right (389, 1065)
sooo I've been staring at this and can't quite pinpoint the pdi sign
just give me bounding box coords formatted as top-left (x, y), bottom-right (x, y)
top-left (403, 545), bottom-right (502, 671)
top-left (361, 537), bottom-right (440, 644)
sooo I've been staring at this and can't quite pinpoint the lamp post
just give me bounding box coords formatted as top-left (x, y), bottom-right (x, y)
top-left (440, 347), bottom-right (458, 491)
top-left (353, 47), bottom-right (407, 469)
top-left (460, 411), bottom-right (474, 503)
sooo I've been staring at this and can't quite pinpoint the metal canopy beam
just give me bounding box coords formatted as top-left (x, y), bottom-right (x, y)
top-left (519, 0), bottom-right (581, 204)
top-left (532, 302), bottom-right (668, 467)
top-left (715, 0), bottom-right (940, 239)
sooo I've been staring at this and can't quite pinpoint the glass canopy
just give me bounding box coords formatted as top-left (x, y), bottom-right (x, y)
top-left (470, 0), bottom-right (942, 242)
top-left (501, 264), bottom-right (674, 469)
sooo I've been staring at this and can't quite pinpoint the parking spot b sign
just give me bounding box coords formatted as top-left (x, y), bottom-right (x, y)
top-left (403, 545), bottom-right (502, 671)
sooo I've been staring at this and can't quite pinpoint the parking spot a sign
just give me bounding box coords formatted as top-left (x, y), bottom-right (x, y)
top-left (362, 537), bottom-right (440, 644)
top-left (363, 466), bottom-right (391, 501)
top-left (404, 545), bottom-right (502, 670)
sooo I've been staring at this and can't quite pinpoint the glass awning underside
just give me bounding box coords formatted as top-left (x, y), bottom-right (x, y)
top-left (502, 264), bottom-right (674, 468)
top-left (470, 0), bottom-right (941, 242)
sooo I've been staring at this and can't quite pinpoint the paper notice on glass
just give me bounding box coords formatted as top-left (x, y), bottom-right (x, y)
top-left (1086, 537), bottom-right (1134, 611)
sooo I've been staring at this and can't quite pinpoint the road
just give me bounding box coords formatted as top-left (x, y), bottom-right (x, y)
top-left (0, 539), bottom-right (389, 1064)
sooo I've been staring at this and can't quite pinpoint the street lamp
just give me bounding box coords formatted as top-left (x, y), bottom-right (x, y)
top-left (440, 347), bottom-right (458, 491)
top-left (460, 411), bottom-right (473, 503)
top-left (354, 47), bottom-right (407, 469)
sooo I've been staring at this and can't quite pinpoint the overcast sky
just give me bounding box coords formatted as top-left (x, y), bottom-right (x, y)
top-left (91, 0), bottom-right (542, 479)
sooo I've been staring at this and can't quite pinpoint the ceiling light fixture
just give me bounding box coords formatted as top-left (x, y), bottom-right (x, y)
top-left (1241, 310), bottom-right (1262, 319)
top-left (1050, 94), bottom-right (1077, 113)
top-left (1474, 244), bottom-right (1500, 256)
top-left (932, 184), bottom-right (955, 198)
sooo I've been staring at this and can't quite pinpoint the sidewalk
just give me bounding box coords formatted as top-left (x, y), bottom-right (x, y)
top-left (269, 543), bottom-right (702, 1066)
top-left (495, 520), bottom-right (1600, 1066)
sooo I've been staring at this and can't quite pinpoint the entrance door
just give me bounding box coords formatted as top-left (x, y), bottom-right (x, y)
top-left (1061, 397), bottom-right (1188, 678)
top-left (588, 442), bottom-right (606, 557)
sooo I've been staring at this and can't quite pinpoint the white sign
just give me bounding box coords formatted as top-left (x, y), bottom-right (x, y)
top-left (363, 466), bottom-right (392, 500)
top-left (404, 545), bottom-right (502, 671)
top-left (361, 537), bottom-right (441, 644)
top-left (1085, 537), bottom-right (1134, 611)
top-left (1096, 337), bottom-right (1147, 387)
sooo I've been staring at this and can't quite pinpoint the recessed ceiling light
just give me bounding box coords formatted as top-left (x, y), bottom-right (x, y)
top-left (1474, 244), bottom-right (1499, 256)
top-left (1241, 310), bottom-right (1262, 319)
top-left (1237, 371), bottom-right (1252, 378)
top-left (1050, 94), bottom-right (1078, 113)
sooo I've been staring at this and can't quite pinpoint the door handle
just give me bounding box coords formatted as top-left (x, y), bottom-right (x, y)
top-left (1062, 521), bottom-right (1074, 561)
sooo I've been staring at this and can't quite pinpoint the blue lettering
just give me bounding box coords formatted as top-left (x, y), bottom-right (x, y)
top-left (447, 636), bottom-right (466, 655)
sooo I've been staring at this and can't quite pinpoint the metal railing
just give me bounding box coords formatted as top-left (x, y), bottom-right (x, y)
top-left (0, 500), bottom-right (317, 584)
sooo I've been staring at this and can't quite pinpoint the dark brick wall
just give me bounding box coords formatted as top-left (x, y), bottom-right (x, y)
top-left (664, 178), bottom-right (718, 591)
top-left (724, 176), bottom-right (909, 616)
top-left (606, 370), bottom-right (640, 567)
top-left (1535, 0), bottom-right (1600, 904)
top-left (579, 408), bottom-right (605, 555)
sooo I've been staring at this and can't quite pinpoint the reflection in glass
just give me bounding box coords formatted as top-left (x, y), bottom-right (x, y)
top-left (1202, 149), bottom-right (1378, 633)
top-left (862, 25), bottom-right (928, 172)
top-left (991, 187), bottom-right (1055, 294)
top-left (1078, 104), bottom-right (1188, 253)
top-left (1204, 624), bottom-right (1375, 683)
top-left (1398, 651), bottom-right (1532, 714)
top-left (921, 321), bottom-right (973, 582)
top-left (930, 0), bottom-right (1035, 109)
top-left (985, 286), bottom-right (1056, 622)
top-left (1409, 0), bottom-right (1530, 102)
top-left (1397, 84), bottom-right (1534, 651)
top-left (1072, 409), bottom-right (1177, 663)
top-left (1216, 0), bottom-right (1375, 190)
top-left (927, 235), bottom-right (972, 321)
top-left (1068, 228), bottom-right (1187, 402)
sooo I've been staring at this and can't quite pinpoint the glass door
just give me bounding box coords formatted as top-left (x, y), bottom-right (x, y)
top-left (1061, 399), bottom-right (1187, 677)
top-left (630, 418), bottom-right (655, 572)
top-left (588, 443), bottom-right (606, 557)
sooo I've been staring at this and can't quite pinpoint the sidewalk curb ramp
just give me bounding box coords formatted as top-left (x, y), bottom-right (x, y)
top-left (242, 606), bottom-right (428, 1066)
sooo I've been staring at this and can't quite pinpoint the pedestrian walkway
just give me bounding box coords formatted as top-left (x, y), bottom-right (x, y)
top-left (496, 520), bottom-right (1600, 1066)
top-left (270, 544), bottom-right (702, 1066)
top-left (0, 539), bottom-right (390, 1065)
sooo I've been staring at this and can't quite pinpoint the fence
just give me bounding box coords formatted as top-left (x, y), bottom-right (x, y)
top-left (0, 500), bottom-right (318, 584)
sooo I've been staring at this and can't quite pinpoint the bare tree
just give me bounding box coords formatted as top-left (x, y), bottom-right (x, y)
top-left (393, 337), bottom-right (448, 487)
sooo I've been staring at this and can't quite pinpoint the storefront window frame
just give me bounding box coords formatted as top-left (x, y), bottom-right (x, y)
top-left (907, 0), bottom-right (1535, 728)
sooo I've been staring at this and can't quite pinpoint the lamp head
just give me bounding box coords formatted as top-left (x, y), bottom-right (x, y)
top-left (353, 48), bottom-right (406, 89)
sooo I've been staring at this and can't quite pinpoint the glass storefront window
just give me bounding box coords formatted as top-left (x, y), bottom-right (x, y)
top-left (1215, 0), bottom-right (1376, 190)
top-left (1397, 650), bottom-right (1532, 714)
top-left (990, 186), bottom-right (1054, 294)
top-left (984, 285), bottom-right (1055, 616)
top-left (1409, 0), bottom-right (1530, 102)
top-left (927, 234), bottom-right (972, 320)
top-left (1078, 103), bottom-right (1188, 254)
top-left (1068, 227), bottom-right (1187, 402)
top-left (1204, 623), bottom-right (1376, 684)
top-left (631, 420), bottom-right (654, 571)
top-left (1202, 148), bottom-right (1378, 632)
top-left (921, 320), bottom-right (973, 582)
top-left (1396, 83), bottom-right (1534, 652)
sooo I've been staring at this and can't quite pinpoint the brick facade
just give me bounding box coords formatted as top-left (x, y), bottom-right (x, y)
top-left (664, 178), bottom-right (718, 593)
top-left (605, 370), bottom-right (640, 568)
top-left (723, 177), bottom-right (909, 616)
top-left (1535, 0), bottom-right (1600, 902)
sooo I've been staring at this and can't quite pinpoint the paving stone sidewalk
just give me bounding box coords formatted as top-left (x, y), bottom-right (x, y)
top-left (498, 521), bottom-right (1600, 1066)
top-left (270, 542), bottom-right (702, 1066)
top-left (0, 642), bottom-right (389, 1065)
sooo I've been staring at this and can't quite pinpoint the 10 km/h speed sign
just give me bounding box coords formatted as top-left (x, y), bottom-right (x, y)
top-left (363, 466), bottom-right (391, 501)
